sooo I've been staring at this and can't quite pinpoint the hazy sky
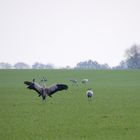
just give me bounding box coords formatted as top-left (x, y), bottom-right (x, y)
top-left (0, 0), bottom-right (140, 67)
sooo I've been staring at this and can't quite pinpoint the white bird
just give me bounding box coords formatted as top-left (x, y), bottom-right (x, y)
top-left (82, 79), bottom-right (88, 84)
top-left (24, 79), bottom-right (68, 100)
top-left (69, 79), bottom-right (77, 84)
top-left (86, 89), bottom-right (93, 98)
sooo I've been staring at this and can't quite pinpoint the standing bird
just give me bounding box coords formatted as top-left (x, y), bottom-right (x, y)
top-left (86, 89), bottom-right (93, 99)
top-left (40, 76), bottom-right (48, 83)
top-left (69, 79), bottom-right (77, 84)
top-left (82, 79), bottom-right (89, 84)
top-left (24, 79), bottom-right (68, 100)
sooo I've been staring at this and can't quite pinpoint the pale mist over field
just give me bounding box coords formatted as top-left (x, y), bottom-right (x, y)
top-left (0, 0), bottom-right (140, 67)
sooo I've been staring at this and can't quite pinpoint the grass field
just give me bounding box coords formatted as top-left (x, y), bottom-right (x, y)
top-left (0, 69), bottom-right (140, 140)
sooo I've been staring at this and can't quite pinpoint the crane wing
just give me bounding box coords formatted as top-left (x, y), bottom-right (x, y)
top-left (24, 81), bottom-right (43, 95)
top-left (46, 84), bottom-right (68, 96)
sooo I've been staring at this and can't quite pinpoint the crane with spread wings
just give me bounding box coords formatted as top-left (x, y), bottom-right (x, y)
top-left (24, 79), bottom-right (68, 100)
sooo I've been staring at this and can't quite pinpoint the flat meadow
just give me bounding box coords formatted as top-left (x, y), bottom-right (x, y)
top-left (0, 69), bottom-right (140, 140)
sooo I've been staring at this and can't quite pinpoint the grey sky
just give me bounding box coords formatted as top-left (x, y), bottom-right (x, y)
top-left (0, 0), bottom-right (140, 67)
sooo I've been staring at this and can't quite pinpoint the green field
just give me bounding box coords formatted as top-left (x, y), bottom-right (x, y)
top-left (0, 70), bottom-right (140, 140)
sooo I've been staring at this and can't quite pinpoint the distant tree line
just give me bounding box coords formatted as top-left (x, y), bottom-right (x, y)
top-left (0, 62), bottom-right (54, 69)
top-left (0, 44), bottom-right (140, 69)
top-left (75, 60), bottom-right (110, 69)
top-left (75, 44), bottom-right (140, 70)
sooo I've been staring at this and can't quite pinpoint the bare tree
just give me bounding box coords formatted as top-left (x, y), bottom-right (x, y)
top-left (125, 45), bottom-right (140, 69)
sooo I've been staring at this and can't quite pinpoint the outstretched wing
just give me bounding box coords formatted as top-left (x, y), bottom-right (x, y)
top-left (24, 81), bottom-right (43, 95)
top-left (46, 84), bottom-right (68, 96)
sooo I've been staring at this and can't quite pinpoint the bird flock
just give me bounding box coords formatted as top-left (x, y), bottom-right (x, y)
top-left (24, 77), bottom-right (94, 101)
